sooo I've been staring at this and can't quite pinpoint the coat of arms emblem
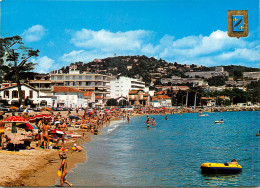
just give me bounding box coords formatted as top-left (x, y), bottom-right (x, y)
top-left (228, 10), bottom-right (248, 38)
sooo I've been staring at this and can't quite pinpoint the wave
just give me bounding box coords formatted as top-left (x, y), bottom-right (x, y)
top-left (101, 119), bottom-right (125, 135)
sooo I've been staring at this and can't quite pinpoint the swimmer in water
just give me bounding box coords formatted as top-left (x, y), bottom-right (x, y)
top-left (152, 118), bottom-right (156, 127)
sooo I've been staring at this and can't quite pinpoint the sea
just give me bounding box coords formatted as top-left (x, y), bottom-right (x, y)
top-left (68, 111), bottom-right (260, 187)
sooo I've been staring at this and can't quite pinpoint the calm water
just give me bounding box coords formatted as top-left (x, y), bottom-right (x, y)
top-left (68, 111), bottom-right (260, 186)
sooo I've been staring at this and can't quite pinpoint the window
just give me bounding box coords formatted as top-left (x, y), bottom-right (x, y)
top-left (29, 90), bottom-right (33, 98)
top-left (4, 91), bottom-right (9, 98)
top-left (22, 90), bottom-right (25, 99)
top-left (12, 90), bottom-right (18, 98)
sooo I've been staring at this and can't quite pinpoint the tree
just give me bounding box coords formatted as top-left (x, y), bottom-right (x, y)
top-left (106, 99), bottom-right (118, 106)
top-left (206, 76), bottom-right (227, 86)
top-left (0, 36), bottom-right (39, 106)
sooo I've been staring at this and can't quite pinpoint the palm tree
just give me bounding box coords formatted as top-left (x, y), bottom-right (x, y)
top-left (0, 36), bottom-right (39, 106)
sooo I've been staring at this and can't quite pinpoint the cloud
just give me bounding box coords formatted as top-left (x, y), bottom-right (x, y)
top-left (32, 56), bottom-right (55, 73)
top-left (70, 29), bottom-right (150, 52)
top-left (23, 25), bottom-right (47, 42)
top-left (60, 50), bottom-right (114, 63)
top-left (218, 48), bottom-right (260, 62)
top-left (61, 29), bottom-right (259, 68)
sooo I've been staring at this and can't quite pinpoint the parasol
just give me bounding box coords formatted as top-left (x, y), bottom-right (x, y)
top-left (17, 123), bottom-right (37, 130)
top-left (41, 107), bottom-right (52, 111)
top-left (49, 129), bottom-right (64, 135)
top-left (10, 106), bottom-right (19, 111)
top-left (3, 116), bottom-right (28, 123)
top-left (29, 114), bottom-right (52, 122)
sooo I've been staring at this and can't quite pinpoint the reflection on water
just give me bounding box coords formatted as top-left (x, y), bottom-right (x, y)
top-left (202, 173), bottom-right (242, 187)
top-left (68, 111), bottom-right (260, 186)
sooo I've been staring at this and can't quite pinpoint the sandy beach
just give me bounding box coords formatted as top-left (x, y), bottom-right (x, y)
top-left (0, 130), bottom-right (91, 187)
top-left (0, 109), bottom-right (124, 187)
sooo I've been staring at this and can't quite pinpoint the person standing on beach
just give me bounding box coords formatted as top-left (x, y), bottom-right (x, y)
top-left (0, 117), bottom-right (5, 148)
top-left (37, 120), bottom-right (44, 148)
top-left (42, 121), bottom-right (50, 150)
top-left (58, 120), bottom-right (68, 145)
top-left (59, 152), bottom-right (72, 187)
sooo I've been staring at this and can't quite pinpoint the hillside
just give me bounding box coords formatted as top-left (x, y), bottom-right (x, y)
top-left (60, 55), bottom-right (205, 85)
top-left (59, 55), bottom-right (260, 85)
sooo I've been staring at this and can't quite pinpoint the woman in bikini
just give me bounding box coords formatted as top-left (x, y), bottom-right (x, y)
top-left (42, 121), bottom-right (50, 150)
top-left (59, 152), bottom-right (72, 187)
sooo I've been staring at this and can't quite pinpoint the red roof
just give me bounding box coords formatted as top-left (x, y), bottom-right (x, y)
top-left (143, 92), bottom-right (149, 97)
top-left (155, 91), bottom-right (167, 95)
top-left (95, 96), bottom-right (103, 99)
top-left (129, 90), bottom-right (138, 95)
top-left (84, 92), bottom-right (93, 97)
top-left (53, 86), bottom-right (83, 93)
top-left (157, 95), bottom-right (171, 99)
top-left (152, 96), bottom-right (158, 101)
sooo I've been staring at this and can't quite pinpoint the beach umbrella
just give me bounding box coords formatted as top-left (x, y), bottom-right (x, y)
top-left (69, 115), bottom-right (80, 120)
top-left (29, 114), bottom-right (52, 122)
top-left (41, 107), bottom-right (52, 111)
top-left (3, 116), bottom-right (28, 123)
top-left (17, 123), bottom-right (37, 130)
top-left (3, 116), bottom-right (29, 140)
top-left (40, 111), bottom-right (51, 115)
top-left (49, 129), bottom-right (64, 135)
top-left (10, 106), bottom-right (19, 111)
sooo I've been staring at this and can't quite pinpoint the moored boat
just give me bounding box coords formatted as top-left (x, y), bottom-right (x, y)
top-left (201, 163), bottom-right (242, 174)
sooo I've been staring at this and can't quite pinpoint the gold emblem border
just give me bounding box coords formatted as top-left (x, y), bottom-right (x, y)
top-left (228, 10), bottom-right (248, 38)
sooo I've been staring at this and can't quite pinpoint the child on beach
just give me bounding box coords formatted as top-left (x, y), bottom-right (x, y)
top-left (58, 152), bottom-right (72, 187)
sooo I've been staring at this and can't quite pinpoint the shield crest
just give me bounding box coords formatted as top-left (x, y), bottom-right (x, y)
top-left (232, 15), bottom-right (244, 32)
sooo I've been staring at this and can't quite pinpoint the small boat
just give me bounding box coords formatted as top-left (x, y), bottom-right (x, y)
top-left (199, 114), bottom-right (209, 117)
top-left (201, 163), bottom-right (242, 174)
top-left (215, 120), bottom-right (224, 124)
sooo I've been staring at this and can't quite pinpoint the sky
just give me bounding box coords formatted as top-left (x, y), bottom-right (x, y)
top-left (1, 0), bottom-right (260, 73)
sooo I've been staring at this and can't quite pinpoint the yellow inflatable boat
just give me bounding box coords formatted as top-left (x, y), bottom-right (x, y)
top-left (201, 163), bottom-right (242, 174)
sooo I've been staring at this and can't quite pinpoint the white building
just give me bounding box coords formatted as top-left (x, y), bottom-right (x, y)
top-left (0, 84), bottom-right (39, 106)
top-left (37, 95), bottom-right (57, 108)
top-left (83, 91), bottom-right (95, 108)
top-left (110, 76), bottom-right (145, 99)
top-left (243, 72), bottom-right (260, 80)
top-left (184, 67), bottom-right (229, 79)
top-left (52, 86), bottom-right (84, 108)
top-left (50, 70), bottom-right (110, 107)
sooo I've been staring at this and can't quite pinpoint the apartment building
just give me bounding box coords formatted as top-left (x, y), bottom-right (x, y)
top-left (109, 76), bottom-right (145, 99)
top-left (161, 76), bottom-right (208, 87)
top-left (50, 70), bottom-right (110, 108)
top-left (243, 72), bottom-right (260, 80)
top-left (184, 67), bottom-right (229, 79)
